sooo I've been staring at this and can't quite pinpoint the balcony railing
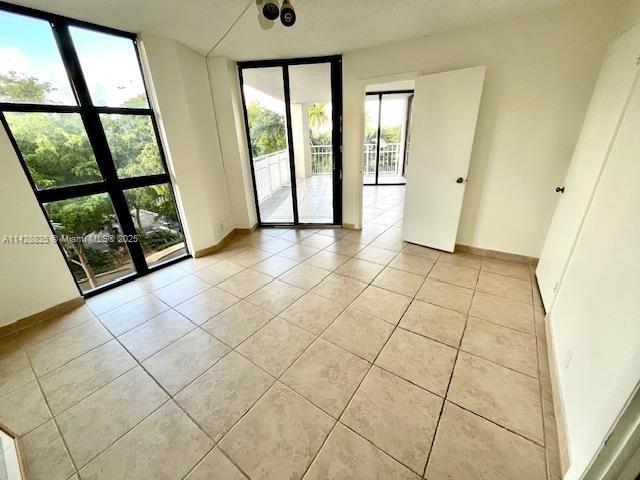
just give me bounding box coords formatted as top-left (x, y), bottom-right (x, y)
top-left (310, 145), bottom-right (333, 174)
top-left (364, 143), bottom-right (402, 175)
top-left (257, 143), bottom-right (403, 195)
top-left (253, 150), bottom-right (291, 203)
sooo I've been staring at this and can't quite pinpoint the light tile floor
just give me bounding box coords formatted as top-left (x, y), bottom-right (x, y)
top-left (0, 185), bottom-right (562, 480)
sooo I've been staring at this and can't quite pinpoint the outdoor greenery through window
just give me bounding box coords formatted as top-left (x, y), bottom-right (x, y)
top-left (0, 5), bottom-right (187, 294)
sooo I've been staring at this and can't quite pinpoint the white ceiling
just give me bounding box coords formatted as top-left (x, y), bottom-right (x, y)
top-left (7, 0), bottom-right (592, 60)
top-left (243, 62), bottom-right (332, 103)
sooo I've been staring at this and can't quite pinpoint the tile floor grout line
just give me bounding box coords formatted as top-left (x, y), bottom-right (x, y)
top-left (530, 262), bottom-right (552, 480)
top-left (20, 338), bottom-right (81, 478)
top-left (421, 259), bottom-right (479, 479)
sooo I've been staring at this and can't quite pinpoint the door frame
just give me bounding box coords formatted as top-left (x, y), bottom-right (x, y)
top-left (238, 55), bottom-right (343, 227)
top-left (363, 89), bottom-right (414, 186)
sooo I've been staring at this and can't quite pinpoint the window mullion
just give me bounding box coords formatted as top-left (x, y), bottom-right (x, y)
top-left (50, 21), bottom-right (150, 276)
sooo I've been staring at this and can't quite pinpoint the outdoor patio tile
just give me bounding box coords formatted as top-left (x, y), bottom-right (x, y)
top-left (304, 423), bottom-right (419, 480)
top-left (312, 273), bottom-right (367, 306)
top-left (175, 351), bottom-right (275, 441)
top-left (236, 317), bottom-right (314, 376)
top-left (98, 294), bottom-right (169, 336)
top-left (448, 352), bottom-right (543, 444)
top-left (399, 299), bottom-right (467, 348)
top-left (201, 300), bottom-right (273, 348)
top-left (143, 328), bottom-right (230, 394)
top-left (335, 258), bottom-right (385, 283)
top-left (245, 279), bottom-right (306, 315)
top-left (217, 269), bottom-right (273, 298)
top-left (375, 328), bottom-right (456, 396)
top-left (279, 293), bottom-right (345, 335)
top-left (425, 402), bottom-right (546, 480)
top-left (279, 263), bottom-right (331, 290)
top-left (281, 338), bottom-right (369, 418)
top-left (341, 366), bottom-right (442, 473)
top-left (321, 308), bottom-right (393, 362)
top-left (373, 267), bottom-right (424, 297)
top-left (219, 383), bottom-right (334, 480)
top-left (350, 285), bottom-right (411, 325)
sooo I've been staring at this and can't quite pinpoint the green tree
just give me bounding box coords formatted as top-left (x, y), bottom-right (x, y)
top-left (246, 102), bottom-right (286, 156)
top-left (0, 71), bottom-right (55, 103)
top-left (46, 195), bottom-right (112, 289)
top-left (307, 103), bottom-right (328, 136)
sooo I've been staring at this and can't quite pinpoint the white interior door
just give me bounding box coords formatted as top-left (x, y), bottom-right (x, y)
top-left (536, 23), bottom-right (640, 310)
top-left (402, 66), bottom-right (485, 252)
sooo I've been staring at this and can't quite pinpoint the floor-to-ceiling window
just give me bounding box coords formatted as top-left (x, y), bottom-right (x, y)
top-left (239, 56), bottom-right (342, 226)
top-left (364, 91), bottom-right (413, 185)
top-left (0, 4), bottom-right (188, 295)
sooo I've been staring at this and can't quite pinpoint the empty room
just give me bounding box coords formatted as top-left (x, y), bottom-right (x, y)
top-left (0, 1), bottom-right (639, 479)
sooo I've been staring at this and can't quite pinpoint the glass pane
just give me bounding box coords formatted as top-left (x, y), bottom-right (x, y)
top-left (4, 112), bottom-right (102, 189)
top-left (363, 96), bottom-right (379, 184)
top-left (0, 10), bottom-right (75, 105)
top-left (123, 184), bottom-right (187, 267)
top-left (243, 67), bottom-right (293, 223)
top-left (289, 63), bottom-right (333, 224)
top-left (378, 93), bottom-right (409, 185)
top-left (44, 193), bottom-right (135, 293)
top-left (100, 114), bottom-right (164, 178)
top-left (69, 26), bottom-right (148, 108)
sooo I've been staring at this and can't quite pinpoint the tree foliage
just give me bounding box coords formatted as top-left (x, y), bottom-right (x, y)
top-left (246, 102), bottom-right (286, 157)
top-left (2, 74), bottom-right (182, 289)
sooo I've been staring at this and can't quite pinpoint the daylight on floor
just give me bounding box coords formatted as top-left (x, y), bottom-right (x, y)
top-left (0, 1), bottom-right (638, 480)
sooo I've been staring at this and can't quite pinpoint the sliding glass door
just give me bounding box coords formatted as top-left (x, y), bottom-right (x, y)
top-left (0, 4), bottom-right (188, 295)
top-left (364, 91), bottom-right (413, 185)
top-left (239, 56), bottom-right (342, 226)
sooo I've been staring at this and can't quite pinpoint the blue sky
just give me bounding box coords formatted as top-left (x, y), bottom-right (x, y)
top-left (0, 9), bottom-right (146, 106)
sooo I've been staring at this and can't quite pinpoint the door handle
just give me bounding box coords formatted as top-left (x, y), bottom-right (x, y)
top-left (456, 177), bottom-right (465, 184)
top-left (556, 186), bottom-right (565, 193)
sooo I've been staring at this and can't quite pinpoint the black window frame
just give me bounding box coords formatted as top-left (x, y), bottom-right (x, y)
top-left (238, 55), bottom-right (343, 227)
top-left (363, 90), bottom-right (414, 186)
top-left (0, 1), bottom-right (190, 297)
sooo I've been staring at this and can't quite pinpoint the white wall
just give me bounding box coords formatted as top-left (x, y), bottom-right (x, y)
top-left (0, 128), bottom-right (80, 326)
top-left (207, 56), bottom-right (257, 229)
top-left (342, 1), bottom-right (629, 257)
top-left (141, 34), bottom-right (235, 253)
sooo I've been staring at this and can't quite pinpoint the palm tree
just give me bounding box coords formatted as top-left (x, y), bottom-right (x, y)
top-left (307, 103), bottom-right (328, 135)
